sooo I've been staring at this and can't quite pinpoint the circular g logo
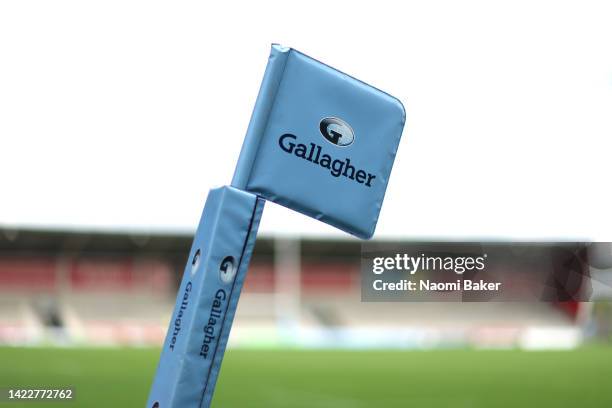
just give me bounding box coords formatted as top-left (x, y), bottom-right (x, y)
top-left (319, 117), bottom-right (355, 147)
top-left (219, 256), bottom-right (236, 284)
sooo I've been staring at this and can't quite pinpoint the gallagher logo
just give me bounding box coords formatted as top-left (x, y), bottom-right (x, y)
top-left (319, 117), bottom-right (355, 147)
top-left (276, 116), bottom-right (376, 187)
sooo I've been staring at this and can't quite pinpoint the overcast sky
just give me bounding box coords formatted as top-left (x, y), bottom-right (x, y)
top-left (1, 1), bottom-right (611, 240)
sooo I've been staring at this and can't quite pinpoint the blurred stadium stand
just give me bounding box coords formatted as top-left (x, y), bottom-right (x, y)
top-left (0, 228), bottom-right (606, 349)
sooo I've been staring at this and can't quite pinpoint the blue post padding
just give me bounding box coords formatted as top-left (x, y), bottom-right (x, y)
top-left (147, 186), bottom-right (264, 408)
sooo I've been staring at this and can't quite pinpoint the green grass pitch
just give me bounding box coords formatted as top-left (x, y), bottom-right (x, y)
top-left (0, 346), bottom-right (611, 407)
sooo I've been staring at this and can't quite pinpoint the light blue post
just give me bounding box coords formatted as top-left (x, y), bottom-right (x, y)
top-left (147, 44), bottom-right (405, 407)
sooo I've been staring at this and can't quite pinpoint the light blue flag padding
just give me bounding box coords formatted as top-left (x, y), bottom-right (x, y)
top-left (147, 45), bottom-right (405, 408)
top-left (233, 44), bottom-right (405, 239)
